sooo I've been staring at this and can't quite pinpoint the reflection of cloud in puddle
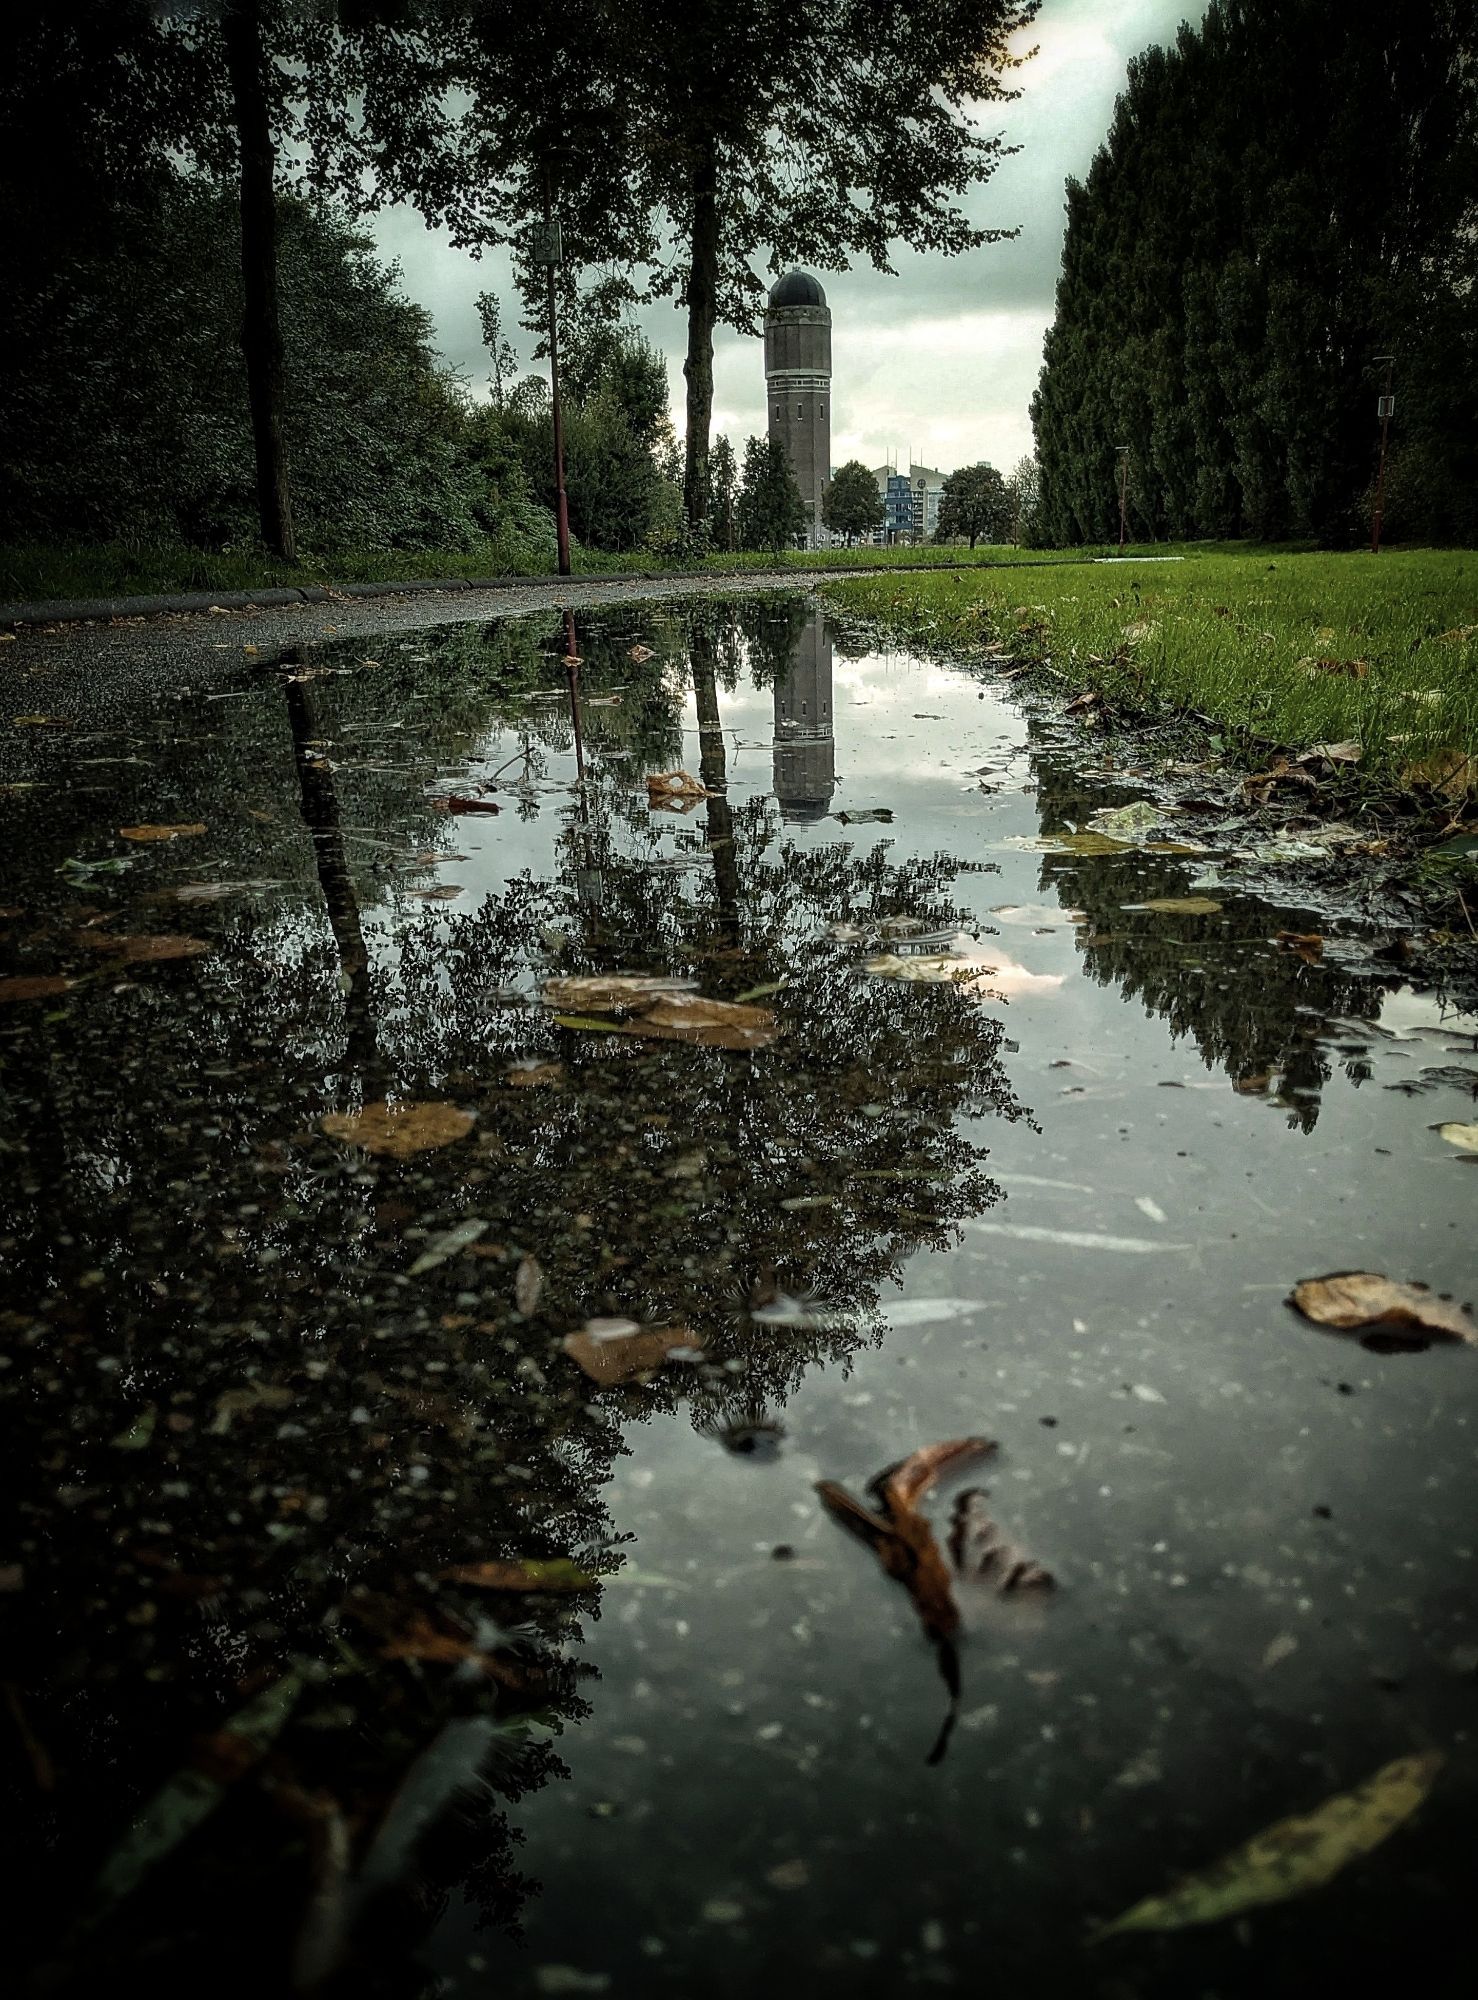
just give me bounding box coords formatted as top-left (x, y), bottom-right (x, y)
top-left (1375, 984), bottom-right (1478, 1042)
top-left (866, 933), bottom-right (1065, 998)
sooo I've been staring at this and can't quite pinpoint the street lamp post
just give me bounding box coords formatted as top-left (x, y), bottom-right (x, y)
top-left (1115, 445), bottom-right (1130, 553)
top-left (532, 211), bottom-right (572, 578)
top-left (1370, 356), bottom-right (1395, 555)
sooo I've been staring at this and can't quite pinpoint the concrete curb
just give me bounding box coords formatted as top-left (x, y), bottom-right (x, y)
top-left (0, 568), bottom-right (715, 628)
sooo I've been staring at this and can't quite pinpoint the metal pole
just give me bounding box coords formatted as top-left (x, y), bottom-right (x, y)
top-left (1117, 447), bottom-right (1129, 552)
top-left (547, 259), bottom-right (572, 578)
top-left (1370, 357), bottom-right (1394, 555)
top-left (562, 609), bottom-right (585, 785)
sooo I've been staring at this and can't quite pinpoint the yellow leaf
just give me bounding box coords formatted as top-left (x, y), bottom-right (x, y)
top-left (1436, 1122), bottom-right (1478, 1154)
top-left (1092, 1752), bottom-right (1443, 1940)
top-left (320, 1101), bottom-right (474, 1158)
top-left (1289, 1271), bottom-right (1475, 1346)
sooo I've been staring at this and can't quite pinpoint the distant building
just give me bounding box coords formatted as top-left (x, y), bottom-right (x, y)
top-left (772, 610), bottom-right (835, 820)
top-left (869, 461), bottom-right (945, 544)
top-left (764, 271), bottom-right (831, 549)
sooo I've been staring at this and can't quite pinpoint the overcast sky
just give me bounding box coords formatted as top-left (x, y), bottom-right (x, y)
top-left (371, 0), bottom-right (1206, 477)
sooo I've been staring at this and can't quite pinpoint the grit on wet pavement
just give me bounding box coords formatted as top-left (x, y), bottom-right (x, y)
top-left (2, 592), bottom-right (1475, 1998)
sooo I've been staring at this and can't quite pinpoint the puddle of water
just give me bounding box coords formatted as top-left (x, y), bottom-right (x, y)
top-left (2, 599), bottom-right (1474, 1996)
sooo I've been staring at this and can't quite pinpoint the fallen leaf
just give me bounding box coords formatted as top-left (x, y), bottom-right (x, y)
top-left (646, 769), bottom-right (712, 805)
top-left (442, 1558), bottom-right (595, 1592)
top-left (0, 974), bottom-right (74, 1003)
top-left (1300, 657), bottom-right (1369, 679)
top-left (514, 1254), bottom-right (544, 1316)
top-left (506, 1060), bottom-right (565, 1088)
top-left (408, 1217), bottom-right (488, 1275)
top-left (436, 794), bottom-right (502, 815)
top-left (320, 1101), bottom-right (474, 1158)
top-left (410, 883), bottom-right (463, 900)
top-left (12, 714), bottom-right (67, 726)
top-left (948, 1488), bottom-right (1053, 1592)
top-left (1091, 1751), bottom-right (1443, 1940)
top-left (628, 644), bottom-right (655, 662)
top-left (541, 974), bottom-right (696, 1014)
top-left (1087, 800), bottom-right (1166, 838)
top-left (209, 1381), bottom-right (295, 1434)
top-left (833, 808), bottom-right (895, 825)
top-left (1295, 739), bottom-right (1362, 765)
top-left (547, 985), bottom-right (780, 1051)
top-left (118, 823), bottom-right (207, 843)
top-left (1008, 832), bottom-right (1133, 856)
top-left (1289, 1272), bottom-right (1475, 1348)
top-left (864, 937), bottom-right (1063, 997)
top-left (1400, 748), bottom-right (1474, 798)
top-left (108, 934), bottom-right (213, 965)
top-left (354, 1602), bottom-right (536, 1690)
top-left (1435, 1122), bottom-right (1478, 1153)
top-left (1125, 897), bottom-right (1223, 916)
top-left (1276, 929), bottom-right (1324, 963)
top-left (562, 1318), bottom-right (704, 1385)
top-left (89, 1674), bottom-right (302, 1925)
top-left (818, 1437), bottom-right (998, 1763)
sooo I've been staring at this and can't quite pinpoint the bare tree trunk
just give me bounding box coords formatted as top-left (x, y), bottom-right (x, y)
top-left (223, 0), bottom-right (295, 562)
top-left (682, 138), bottom-right (720, 531)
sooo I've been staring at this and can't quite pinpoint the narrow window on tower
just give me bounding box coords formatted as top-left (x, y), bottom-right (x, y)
top-left (797, 403), bottom-right (804, 418)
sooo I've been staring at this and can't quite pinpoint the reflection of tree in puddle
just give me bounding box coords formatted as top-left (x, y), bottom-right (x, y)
top-left (1, 603), bottom-right (1023, 1992)
top-left (1029, 745), bottom-right (1394, 1129)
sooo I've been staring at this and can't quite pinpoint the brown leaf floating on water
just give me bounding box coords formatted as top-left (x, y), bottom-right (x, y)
top-left (1289, 1271), bottom-right (1475, 1349)
top-left (646, 768), bottom-right (713, 808)
top-left (441, 1558), bottom-right (595, 1593)
top-left (319, 1101), bottom-right (474, 1158)
top-left (1276, 930), bottom-right (1324, 964)
top-left (0, 974), bottom-right (75, 1003)
top-left (436, 794), bottom-right (502, 815)
top-left (818, 1437), bottom-right (997, 1763)
top-left (562, 1317), bottom-right (704, 1386)
top-left (118, 822), bottom-right (207, 842)
top-left (948, 1488), bottom-right (1054, 1592)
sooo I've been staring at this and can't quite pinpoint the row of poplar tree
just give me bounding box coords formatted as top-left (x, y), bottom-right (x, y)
top-left (1031, 0), bottom-right (1478, 548)
top-left (1, 0), bottom-right (1037, 565)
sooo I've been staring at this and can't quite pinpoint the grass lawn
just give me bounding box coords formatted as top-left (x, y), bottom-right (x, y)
top-left (824, 548), bottom-right (1478, 788)
top-left (0, 534), bottom-right (1291, 605)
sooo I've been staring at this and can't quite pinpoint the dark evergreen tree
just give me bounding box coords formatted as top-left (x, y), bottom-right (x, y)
top-left (1032, 0), bottom-right (1478, 548)
top-left (737, 436), bottom-right (805, 553)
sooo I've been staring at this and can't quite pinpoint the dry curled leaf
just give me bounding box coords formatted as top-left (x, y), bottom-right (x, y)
top-left (1091, 1751), bottom-right (1443, 1940)
top-left (410, 884), bottom-right (463, 901)
top-left (818, 1438), bottom-right (998, 1764)
top-left (319, 1101), bottom-right (474, 1159)
top-left (1435, 1121), bottom-right (1478, 1153)
top-left (646, 769), bottom-right (713, 806)
top-left (1128, 897), bottom-right (1223, 916)
top-left (628, 644), bottom-right (655, 663)
top-left (1276, 930), bottom-right (1324, 963)
top-left (562, 1317), bottom-right (703, 1385)
top-left (1289, 1271), bottom-right (1475, 1348)
top-left (505, 1060), bottom-right (564, 1088)
top-left (118, 823), bottom-right (207, 843)
top-left (948, 1488), bottom-right (1054, 1592)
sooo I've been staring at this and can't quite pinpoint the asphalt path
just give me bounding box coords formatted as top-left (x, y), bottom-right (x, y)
top-left (1, 569), bottom-right (839, 701)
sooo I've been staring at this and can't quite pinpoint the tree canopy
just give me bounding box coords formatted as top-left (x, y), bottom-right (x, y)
top-left (936, 463), bottom-right (1007, 547)
top-left (1031, 0), bottom-right (1478, 547)
top-left (824, 461), bottom-right (884, 544)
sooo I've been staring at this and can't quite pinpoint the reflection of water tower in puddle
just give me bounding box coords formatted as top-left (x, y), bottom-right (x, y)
top-left (772, 613), bottom-right (836, 820)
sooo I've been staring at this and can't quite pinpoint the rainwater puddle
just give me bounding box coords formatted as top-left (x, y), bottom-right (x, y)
top-left (2, 598), bottom-right (1473, 1996)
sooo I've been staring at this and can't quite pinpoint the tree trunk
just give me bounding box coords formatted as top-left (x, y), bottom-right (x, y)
top-left (223, 0), bottom-right (295, 562)
top-left (969, 529), bottom-right (978, 548)
top-left (682, 137), bottom-right (720, 530)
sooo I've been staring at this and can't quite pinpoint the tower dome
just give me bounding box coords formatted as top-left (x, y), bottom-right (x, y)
top-left (768, 269), bottom-right (827, 309)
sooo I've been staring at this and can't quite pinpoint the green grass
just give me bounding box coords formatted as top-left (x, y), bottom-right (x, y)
top-left (823, 548), bottom-right (1478, 787)
top-left (0, 533), bottom-right (1306, 605)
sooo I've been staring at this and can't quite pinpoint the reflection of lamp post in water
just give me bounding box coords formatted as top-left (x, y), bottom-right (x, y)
top-left (772, 609), bottom-right (836, 821)
top-left (561, 609), bottom-right (603, 914)
top-left (532, 210), bottom-right (572, 577)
